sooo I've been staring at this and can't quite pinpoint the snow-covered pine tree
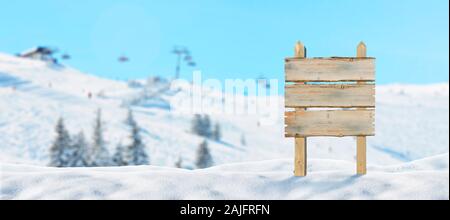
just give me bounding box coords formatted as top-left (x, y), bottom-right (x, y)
top-left (191, 114), bottom-right (213, 138)
top-left (70, 131), bottom-right (90, 167)
top-left (112, 142), bottom-right (126, 166)
top-left (123, 109), bottom-right (149, 165)
top-left (49, 117), bottom-right (73, 167)
top-left (241, 133), bottom-right (246, 146)
top-left (195, 140), bottom-right (213, 169)
top-left (202, 115), bottom-right (212, 137)
top-left (175, 157), bottom-right (183, 168)
top-left (212, 123), bottom-right (221, 141)
top-left (191, 114), bottom-right (203, 136)
top-left (90, 109), bottom-right (111, 167)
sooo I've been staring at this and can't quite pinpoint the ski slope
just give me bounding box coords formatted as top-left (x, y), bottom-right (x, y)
top-left (0, 54), bottom-right (449, 167)
top-left (1, 52), bottom-right (448, 167)
top-left (0, 52), bottom-right (449, 200)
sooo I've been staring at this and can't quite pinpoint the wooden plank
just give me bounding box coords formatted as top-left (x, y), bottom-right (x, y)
top-left (356, 41), bottom-right (368, 175)
top-left (357, 136), bottom-right (367, 175)
top-left (285, 84), bottom-right (375, 108)
top-left (285, 110), bottom-right (375, 137)
top-left (285, 57), bottom-right (375, 82)
top-left (294, 137), bottom-right (307, 176)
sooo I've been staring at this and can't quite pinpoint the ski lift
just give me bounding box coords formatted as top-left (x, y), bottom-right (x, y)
top-left (172, 45), bottom-right (197, 78)
top-left (182, 48), bottom-right (190, 55)
top-left (172, 46), bottom-right (189, 55)
top-left (118, 55), bottom-right (129, 63)
top-left (61, 54), bottom-right (71, 60)
top-left (172, 49), bottom-right (182, 55)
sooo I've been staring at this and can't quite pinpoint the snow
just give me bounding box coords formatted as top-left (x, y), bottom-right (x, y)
top-left (1, 153), bottom-right (448, 200)
top-left (0, 52), bottom-right (449, 200)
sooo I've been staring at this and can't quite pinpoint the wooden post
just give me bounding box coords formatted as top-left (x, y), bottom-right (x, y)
top-left (295, 41), bottom-right (306, 58)
top-left (356, 136), bottom-right (367, 174)
top-left (295, 137), bottom-right (307, 176)
top-left (356, 41), bottom-right (367, 175)
top-left (357, 41), bottom-right (367, 58)
top-left (294, 41), bottom-right (307, 176)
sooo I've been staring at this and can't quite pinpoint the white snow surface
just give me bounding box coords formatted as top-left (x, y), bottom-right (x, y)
top-left (0, 52), bottom-right (449, 200)
top-left (1, 153), bottom-right (448, 200)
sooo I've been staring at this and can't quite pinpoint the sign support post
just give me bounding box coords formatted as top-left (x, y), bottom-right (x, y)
top-left (293, 41), bottom-right (307, 177)
top-left (357, 41), bottom-right (368, 175)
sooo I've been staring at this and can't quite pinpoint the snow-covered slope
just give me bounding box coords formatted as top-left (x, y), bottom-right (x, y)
top-left (1, 153), bottom-right (448, 200)
top-left (0, 52), bottom-right (449, 200)
top-left (0, 52), bottom-right (449, 168)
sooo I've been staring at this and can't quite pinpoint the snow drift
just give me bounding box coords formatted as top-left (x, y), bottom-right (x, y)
top-left (1, 153), bottom-right (448, 200)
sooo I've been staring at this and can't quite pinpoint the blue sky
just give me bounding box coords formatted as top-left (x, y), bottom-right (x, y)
top-left (0, 0), bottom-right (448, 84)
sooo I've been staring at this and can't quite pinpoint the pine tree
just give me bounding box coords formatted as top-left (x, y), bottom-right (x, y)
top-left (90, 109), bottom-right (110, 166)
top-left (191, 114), bottom-right (213, 138)
top-left (195, 140), bottom-right (213, 169)
top-left (212, 123), bottom-right (221, 141)
top-left (49, 117), bottom-right (73, 167)
top-left (241, 133), bottom-right (246, 146)
top-left (124, 110), bottom-right (149, 165)
top-left (202, 115), bottom-right (212, 137)
top-left (192, 114), bottom-right (203, 136)
top-left (112, 143), bottom-right (126, 166)
top-left (175, 157), bottom-right (183, 168)
top-left (71, 131), bottom-right (90, 167)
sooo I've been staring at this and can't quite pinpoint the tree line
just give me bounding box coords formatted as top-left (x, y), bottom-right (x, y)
top-left (49, 109), bottom-right (148, 167)
top-left (49, 111), bottom-right (227, 169)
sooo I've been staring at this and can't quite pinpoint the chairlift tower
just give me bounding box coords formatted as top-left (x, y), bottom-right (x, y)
top-left (172, 46), bottom-right (196, 79)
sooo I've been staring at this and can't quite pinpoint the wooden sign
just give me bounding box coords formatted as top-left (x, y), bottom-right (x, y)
top-left (285, 41), bottom-right (376, 176)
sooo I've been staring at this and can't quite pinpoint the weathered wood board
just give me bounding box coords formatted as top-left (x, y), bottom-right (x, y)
top-left (285, 84), bottom-right (375, 108)
top-left (285, 110), bottom-right (375, 137)
top-left (285, 58), bottom-right (375, 82)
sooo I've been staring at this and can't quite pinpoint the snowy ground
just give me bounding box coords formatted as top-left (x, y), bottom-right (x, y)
top-left (1, 153), bottom-right (448, 200)
top-left (0, 52), bottom-right (449, 200)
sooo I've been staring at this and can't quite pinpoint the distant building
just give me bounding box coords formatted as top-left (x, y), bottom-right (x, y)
top-left (19, 47), bottom-right (58, 64)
